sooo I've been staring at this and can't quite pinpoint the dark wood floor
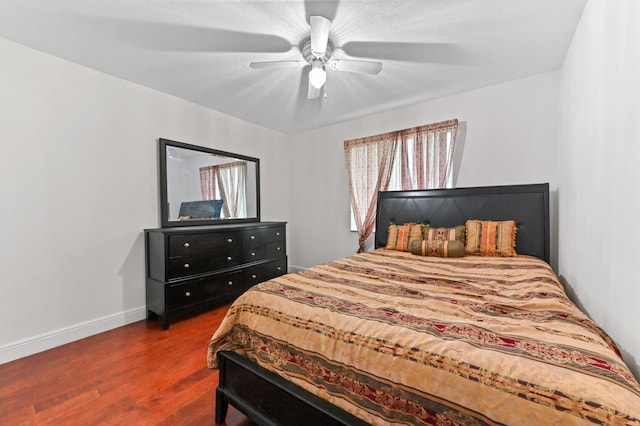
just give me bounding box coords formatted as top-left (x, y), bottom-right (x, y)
top-left (0, 304), bottom-right (254, 425)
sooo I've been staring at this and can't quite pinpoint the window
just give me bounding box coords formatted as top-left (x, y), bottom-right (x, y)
top-left (344, 119), bottom-right (458, 252)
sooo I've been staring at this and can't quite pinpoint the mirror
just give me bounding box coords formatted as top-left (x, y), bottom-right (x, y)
top-left (159, 138), bottom-right (260, 227)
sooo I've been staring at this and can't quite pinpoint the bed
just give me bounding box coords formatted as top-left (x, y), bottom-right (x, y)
top-left (208, 183), bottom-right (640, 425)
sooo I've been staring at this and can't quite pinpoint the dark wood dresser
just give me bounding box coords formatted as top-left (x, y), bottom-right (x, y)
top-left (145, 222), bottom-right (287, 329)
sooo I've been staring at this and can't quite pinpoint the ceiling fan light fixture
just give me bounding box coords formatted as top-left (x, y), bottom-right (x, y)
top-left (309, 59), bottom-right (326, 89)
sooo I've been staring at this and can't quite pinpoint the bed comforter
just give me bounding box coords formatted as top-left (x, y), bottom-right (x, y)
top-left (208, 250), bottom-right (640, 425)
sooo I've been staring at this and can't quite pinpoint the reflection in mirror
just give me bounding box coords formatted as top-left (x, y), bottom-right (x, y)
top-left (159, 139), bottom-right (260, 227)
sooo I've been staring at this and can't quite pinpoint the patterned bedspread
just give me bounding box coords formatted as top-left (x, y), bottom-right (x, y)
top-left (208, 250), bottom-right (640, 425)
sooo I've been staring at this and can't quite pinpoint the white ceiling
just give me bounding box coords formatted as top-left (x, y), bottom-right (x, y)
top-left (0, 0), bottom-right (586, 134)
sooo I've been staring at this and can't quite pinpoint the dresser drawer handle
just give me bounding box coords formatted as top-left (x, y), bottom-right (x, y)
top-left (276, 246), bottom-right (281, 251)
top-left (185, 291), bottom-right (191, 297)
top-left (183, 242), bottom-right (190, 248)
top-left (250, 235), bottom-right (255, 240)
top-left (277, 266), bottom-right (282, 271)
top-left (251, 274), bottom-right (257, 279)
top-left (251, 252), bottom-right (256, 256)
top-left (226, 256), bottom-right (232, 261)
top-left (183, 263), bottom-right (190, 269)
top-left (227, 238), bottom-right (233, 243)
top-left (227, 281), bottom-right (233, 286)
top-left (276, 232), bottom-right (281, 236)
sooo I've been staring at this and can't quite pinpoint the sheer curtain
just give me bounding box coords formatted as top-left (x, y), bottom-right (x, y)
top-left (344, 119), bottom-right (458, 253)
top-left (399, 120), bottom-right (458, 190)
top-left (200, 166), bottom-right (217, 200)
top-left (199, 161), bottom-right (247, 218)
top-left (344, 132), bottom-right (399, 253)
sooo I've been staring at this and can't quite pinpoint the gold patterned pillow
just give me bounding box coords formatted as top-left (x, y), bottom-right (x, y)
top-left (465, 220), bottom-right (517, 257)
top-left (410, 239), bottom-right (465, 257)
top-left (386, 223), bottom-right (425, 251)
top-left (423, 225), bottom-right (466, 244)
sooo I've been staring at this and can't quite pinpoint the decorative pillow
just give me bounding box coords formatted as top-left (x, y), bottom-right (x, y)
top-left (386, 223), bottom-right (425, 251)
top-left (465, 220), bottom-right (517, 257)
top-left (423, 225), bottom-right (466, 244)
top-left (410, 239), bottom-right (465, 257)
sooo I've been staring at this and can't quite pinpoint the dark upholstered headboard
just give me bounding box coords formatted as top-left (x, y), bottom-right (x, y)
top-left (375, 183), bottom-right (550, 263)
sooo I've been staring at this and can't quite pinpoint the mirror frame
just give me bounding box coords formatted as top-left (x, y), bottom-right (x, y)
top-left (158, 138), bottom-right (261, 228)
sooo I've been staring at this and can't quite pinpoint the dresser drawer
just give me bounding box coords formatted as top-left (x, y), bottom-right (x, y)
top-left (241, 239), bottom-right (287, 263)
top-left (265, 240), bottom-right (286, 259)
top-left (168, 271), bottom-right (244, 309)
top-left (168, 232), bottom-right (240, 257)
top-left (168, 247), bottom-right (242, 279)
top-left (244, 258), bottom-right (287, 286)
top-left (242, 226), bottom-right (285, 248)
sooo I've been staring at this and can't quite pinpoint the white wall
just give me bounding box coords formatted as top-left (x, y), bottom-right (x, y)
top-left (558, 0), bottom-right (640, 378)
top-left (0, 37), bottom-right (290, 362)
top-left (288, 72), bottom-right (560, 269)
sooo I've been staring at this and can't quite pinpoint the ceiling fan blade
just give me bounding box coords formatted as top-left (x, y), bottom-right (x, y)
top-left (307, 78), bottom-right (321, 99)
top-left (329, 59), bottom-right (382, 75)
top-left (342, 41), bottom-right (467, 64)
top-left (250, 60), bottom-right (306, 70)
top-left (310, 16), bottom-right (331, 56)
top-left (72, 16), bottom-right (292, 53)
top-left (305, 0), bottom-right (339, 22)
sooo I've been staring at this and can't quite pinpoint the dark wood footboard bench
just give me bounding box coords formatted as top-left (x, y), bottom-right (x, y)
top-left (216, 351), bottom-right (368, 426)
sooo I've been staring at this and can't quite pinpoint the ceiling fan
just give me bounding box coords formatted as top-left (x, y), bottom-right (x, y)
top-left (249, 16), bottom-right (383, 99)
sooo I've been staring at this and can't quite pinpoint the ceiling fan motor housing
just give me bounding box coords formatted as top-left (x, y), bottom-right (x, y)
top-left (301, 38), bottom-right (333, 63)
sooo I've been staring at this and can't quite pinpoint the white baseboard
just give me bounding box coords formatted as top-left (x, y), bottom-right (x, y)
top-left (0, 306), bottom-right (147, 365)
top-left (288, 264), bottom-right (306, 273)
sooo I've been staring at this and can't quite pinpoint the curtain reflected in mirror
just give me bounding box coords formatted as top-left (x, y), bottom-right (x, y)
top-left (160, 139), bottom-right (260, 227)
top-left (199, 161), bottom-right (247, 218)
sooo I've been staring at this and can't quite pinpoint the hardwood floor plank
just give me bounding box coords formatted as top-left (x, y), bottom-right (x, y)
top-left (33, 389), bottom-right (101, 423)
top-left (0, 403), bottom-right (34, 425)
top-left (0, 304), bottom-right (255, 425)
top-left (51, 396), bottom-right (141, 426)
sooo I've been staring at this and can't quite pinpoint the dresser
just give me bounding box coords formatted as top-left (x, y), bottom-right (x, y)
top-left (145, 222), bottom-right (287, 329)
